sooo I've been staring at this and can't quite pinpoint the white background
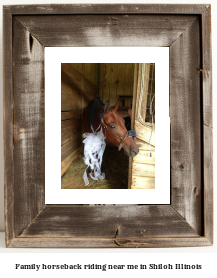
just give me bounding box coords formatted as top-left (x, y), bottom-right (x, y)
top-left (45, 47), bottom-right (170, 204)
top-left (0, 0), bottom-right (216, 276)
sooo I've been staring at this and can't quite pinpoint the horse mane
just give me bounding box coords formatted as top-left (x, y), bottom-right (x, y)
top-left (86, 97), bottom-right (104, 131)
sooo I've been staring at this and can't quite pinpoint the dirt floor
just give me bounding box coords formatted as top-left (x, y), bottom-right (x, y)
top-left (61, 143), bottom-right (129, 189)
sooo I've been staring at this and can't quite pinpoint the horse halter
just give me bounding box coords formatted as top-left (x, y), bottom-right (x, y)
top-left (99, 107), bottom-right (136, 151)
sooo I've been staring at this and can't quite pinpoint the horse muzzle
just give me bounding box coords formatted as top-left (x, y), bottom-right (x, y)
top-left (131, 149), bottom-right (139, 157)
top-left (123, 142), bottom-right (139, 157)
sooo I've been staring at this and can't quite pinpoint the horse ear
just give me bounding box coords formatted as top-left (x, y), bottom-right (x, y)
top-left (104, 100), bottom-right (110, 113)
top-left (113, 100), bottom-right (119, 112)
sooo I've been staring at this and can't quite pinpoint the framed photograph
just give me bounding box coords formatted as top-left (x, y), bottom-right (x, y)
top-left (45, 47), bottom-right (170, 205)
top-left (4, 4), bottom-right (212, 248)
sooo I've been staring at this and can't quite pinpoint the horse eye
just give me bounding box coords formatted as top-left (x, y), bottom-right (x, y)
top-left (110, 125), bottom-right (115, 129)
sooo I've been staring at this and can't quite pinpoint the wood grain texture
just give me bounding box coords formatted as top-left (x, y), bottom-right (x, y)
top-left (61, 147), bottom-right (82, 169)
top-left (133, 64), bottom-right (155, 145)
top-left (132, 163), bottom-right (155, 178)
top-left (99, 63), bottom-right (110, 103)
top-left (61, 111), bottom-right (82, 121)
top-left (20, 205), bottom-right (199, 238)
top-left (61, 64), bottom-right (97, 175)
top-left (7, 236), bottom-right (212, 248)
top-left (69, 63), bottom-right (98, 86)
top-left (3, 4), bottom-right (212, 248)
top-left (61, 142), bottom-right (81, 163)
top-left (170, 17), bottom-right (202, 235)
top-left (203, 125), bottom-right (213, 243)
top-left (131, 176), bottom-right (155, 189)
top-left (61, 118), bottom-right (82, 130)
top-left (3, 7), bottom-right (14, 246)
top-left (61, 152), bottom-right (80, 176)
top-left (109, 63), bottom-right (119, 105)
top-left (131, 64), bottom-right (155, 189)
top-left (12, 17), bottom-right (45, 237)
top-left (133, 150), bottom-right (155, 163)
top-left (201, 6), bottom-right (212, 129)
top-left (61, 132), bottom-right (81, 146)
top-left (130, 64), bottom-right (138, 131)
top-left (139, 63), bottom-right (150, 122)
top-left (99, 63), bottom-right (134, 105)
top-left (61, 124), bottom-right (81, 138)
top-left (134, 121), bottom-right (155, 146)
top-left (4, 4), bottom-right (208, 15)
top-left (201, 6), bottom-right (213, 244)
top-left (128, 64), bottom-right (138, 189)
top-left (131, 146), bottom-right (155, 189)
top-left (61, 93), bottom-right (81, 105)
top-left (16, 15), bottom-right (198, 47)
top-left (136, 139), bottom-right (155, 151)
top-left (62, 63), bottom-right (97, 107)
top-left (61, 136), bottom-right (81, 161)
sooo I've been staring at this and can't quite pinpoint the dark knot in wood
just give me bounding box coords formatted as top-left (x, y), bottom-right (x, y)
top-left (140, 229), bottom-right (146, 235)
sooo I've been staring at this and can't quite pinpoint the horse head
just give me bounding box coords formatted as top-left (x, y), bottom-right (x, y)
top-left (102, 100), bottom-right (139, 157)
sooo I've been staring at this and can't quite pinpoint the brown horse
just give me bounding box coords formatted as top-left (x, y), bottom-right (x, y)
top-left (83, 97), bottom-right (139, 157)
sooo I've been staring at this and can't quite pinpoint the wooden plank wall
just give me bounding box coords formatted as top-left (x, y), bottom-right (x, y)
top-left (131, 64), bottom-right (155, 189)
top-left (61, 63), bottom-right (97, 176)
top-left (69, 63), bottom-right (98, 86)
top-left (131, 140), bottom-right (155, 189)
top-left (99, 63), bottom-right (134, 117)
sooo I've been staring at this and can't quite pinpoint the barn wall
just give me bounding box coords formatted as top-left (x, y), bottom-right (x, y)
top-left (69, 63), bottom-right (99, 86)
top-left (61, 63), bottom-right (97, 176)
top-left (130, 63), bottom-right (155, 189)
top-left (99, 63), bottom-right (134, 117)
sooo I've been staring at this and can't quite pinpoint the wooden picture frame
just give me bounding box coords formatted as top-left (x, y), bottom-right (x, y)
top-left (3, 4), bottom-right (212, 248)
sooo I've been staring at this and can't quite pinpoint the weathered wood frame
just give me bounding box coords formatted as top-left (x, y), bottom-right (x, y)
top-left (3, 4), bottom-right (212, 248)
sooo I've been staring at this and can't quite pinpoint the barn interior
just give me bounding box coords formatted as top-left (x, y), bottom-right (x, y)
top-left (61, 63), bottom-right (135, 189)
top-left (61, 63), bottom-right (155, 189)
